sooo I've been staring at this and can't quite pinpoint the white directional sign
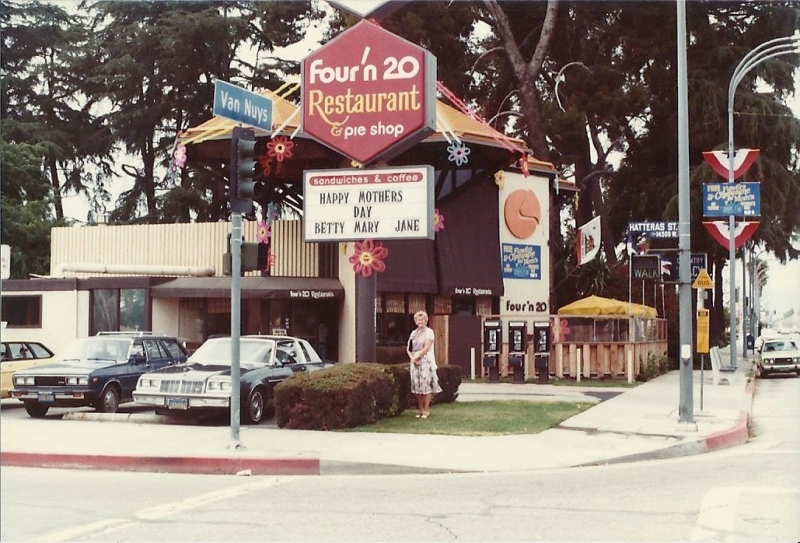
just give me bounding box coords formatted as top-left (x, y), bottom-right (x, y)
top-left (213, 80), bottom-right (273, 133)
top-left (303, 166), bottom-right (434, 242)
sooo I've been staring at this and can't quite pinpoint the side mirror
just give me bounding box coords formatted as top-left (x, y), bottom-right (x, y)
top-left (132, 353), bottom-right (146, 365)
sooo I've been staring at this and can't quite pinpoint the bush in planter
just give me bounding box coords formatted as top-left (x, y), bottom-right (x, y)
top-left (275, 363), bottom-right (398, 430)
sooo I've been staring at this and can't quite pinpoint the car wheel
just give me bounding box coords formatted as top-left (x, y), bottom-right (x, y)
top-left (24, 401), bottom-right (49, 418)
top-left (95, 385), bottom-right (120, 413)
top-left (243, 388), bottom-right (265, 425)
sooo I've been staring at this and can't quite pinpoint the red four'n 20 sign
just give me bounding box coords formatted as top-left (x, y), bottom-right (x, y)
top-left (302, 20), bottom-right (437, 165)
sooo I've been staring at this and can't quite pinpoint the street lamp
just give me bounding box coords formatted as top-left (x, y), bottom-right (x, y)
top-left (726, 35), bottom-right (800, 368)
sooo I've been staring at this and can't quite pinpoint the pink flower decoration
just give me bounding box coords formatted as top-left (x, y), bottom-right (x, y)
top-left (433, 209), bottom-right (445, 232)
top-left (267, 136), bottom-right (294, 163)
top-left (348, 239), bottom-right (388, 278)
top-left (256, 221), bottom-right (271, 244)
top-left (447, 142), bottom-right (471, 166)
top-left (173, 143), bottom-right (187, 169)
top-left (519, 154), bottom-right (530, 177)
top-left (553, 319), bottom-right (571, 343)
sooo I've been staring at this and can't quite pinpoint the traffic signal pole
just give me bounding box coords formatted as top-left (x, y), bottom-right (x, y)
top-left (228, 126), bottom-right (257, 450)
top-left (229, 211), bottom-right (243, 449)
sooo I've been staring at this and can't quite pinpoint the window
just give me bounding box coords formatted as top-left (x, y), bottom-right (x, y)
top-left (91, 288), bottom-right (146, 335)
top-left (1, 295), bottom-right (42, 327)
top-left (144, 340), bottom-right (166, 360)
top-left (162, 340), bottom-right (186, 361)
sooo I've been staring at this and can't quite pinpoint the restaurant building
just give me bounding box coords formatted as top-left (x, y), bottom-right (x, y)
top-left (2, 90), bottom-right (567, 375)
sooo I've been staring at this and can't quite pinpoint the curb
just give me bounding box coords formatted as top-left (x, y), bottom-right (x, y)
top-left (0, 452), bottom-right (320, 476)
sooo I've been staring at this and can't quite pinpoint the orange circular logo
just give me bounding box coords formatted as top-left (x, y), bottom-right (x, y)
top-left (504, 189), bottom-right (541, 239)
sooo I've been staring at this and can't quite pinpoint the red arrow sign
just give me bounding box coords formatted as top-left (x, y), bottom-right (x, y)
top-left (702, 149), bottom-right (759, 180)
top-left (703, 220), bottom-right (759, 250)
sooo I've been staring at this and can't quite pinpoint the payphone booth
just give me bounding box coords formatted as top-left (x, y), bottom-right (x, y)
top-left (508, 321), bottom-right (527, 382)
top-left (483, 319), bottom-right (502, 382)
top-left (533, 321), bottom-right (551, 383)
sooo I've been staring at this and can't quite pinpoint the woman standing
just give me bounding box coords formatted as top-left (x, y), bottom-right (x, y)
top-left (407, 310), bottom-right (442, 418)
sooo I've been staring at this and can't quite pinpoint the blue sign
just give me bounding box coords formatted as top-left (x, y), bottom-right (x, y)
top-left (627, 221), bottom-right (679, 239)
top-left (702, 182), bottom-right (761, 217)
top-left (213, 80), bottom-right (273, 133)
top-left (501, 243), bottom-right (541, 280)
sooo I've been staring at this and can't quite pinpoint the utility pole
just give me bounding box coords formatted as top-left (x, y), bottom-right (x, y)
top-left (676, 0), bottom-right (694, 426)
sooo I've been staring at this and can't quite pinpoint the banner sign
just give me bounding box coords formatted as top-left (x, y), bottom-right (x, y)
top-left (301, 19), bottom-right (437, 165)
top-left (703, 182), bottom-right (761, 217)
top-left (501, 243), bottom-right (542, 280)
top-left (213, 80), bottom-right (273, 132)
top-left (303, 165), bottom-right (434, 242)
top-left (703, 221), bottom-right (759, 250)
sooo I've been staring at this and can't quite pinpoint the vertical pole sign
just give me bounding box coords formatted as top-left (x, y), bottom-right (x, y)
top-left (301, 19), bottom-right (437, 363)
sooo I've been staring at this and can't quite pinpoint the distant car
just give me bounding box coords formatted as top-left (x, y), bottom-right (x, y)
top-left (1, 341), bottom-right (56, 398)
top-left (757, 337), bottom-right (800, 377)
top-left (133, 335), bottom-right (332, 424)
top-left (11, 332), bottom-right (188, 417)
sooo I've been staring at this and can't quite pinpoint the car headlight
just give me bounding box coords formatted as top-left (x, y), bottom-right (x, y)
top-left (66, 376), bottom-right (89, 386)
top-left (207, 378), bottom-right (231, 392)
top-left (138, 378), bottom-right (160, 389)
top-left (14, 376), bottom-right (35, 386)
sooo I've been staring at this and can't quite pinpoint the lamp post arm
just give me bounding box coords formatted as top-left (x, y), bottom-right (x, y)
top-left (725, 35), bottom-right (800, 368)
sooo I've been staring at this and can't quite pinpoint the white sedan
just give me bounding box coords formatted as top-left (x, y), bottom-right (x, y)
top-left (133, 335), bottom-right (332, 423)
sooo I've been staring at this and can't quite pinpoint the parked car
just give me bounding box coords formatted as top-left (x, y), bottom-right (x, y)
top-left (10, 332), bottom-right (188, 417)
top-left (757, 337), bottom-right (800, 377)
top-left (1, 341), bottom-right (56, 398)
top-left (133, 335), bottom-right (332, 424)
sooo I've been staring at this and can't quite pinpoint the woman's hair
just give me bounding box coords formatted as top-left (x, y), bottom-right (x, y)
top-left (414, 310), bottom-right (428, 321)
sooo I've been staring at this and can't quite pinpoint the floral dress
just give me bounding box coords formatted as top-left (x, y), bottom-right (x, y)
top-left (409, 327), bottom-right (443, 395)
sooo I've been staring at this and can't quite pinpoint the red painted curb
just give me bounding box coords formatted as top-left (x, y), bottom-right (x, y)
top-left (0, 452), bottom-right (319, 476)
top-left (703, 411), bottom-right (749, 452)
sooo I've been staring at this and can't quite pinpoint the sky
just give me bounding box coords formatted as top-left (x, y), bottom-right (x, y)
top-left (57, 6), bottom-right (800, 331)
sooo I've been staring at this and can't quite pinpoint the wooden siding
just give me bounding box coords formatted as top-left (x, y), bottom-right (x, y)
top-left (50, 220), bottom-right (319, 278)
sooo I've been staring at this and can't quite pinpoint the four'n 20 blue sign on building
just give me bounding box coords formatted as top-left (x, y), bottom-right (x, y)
top-left (213, 80), bottom-right (273, 133)
top-left (702, 182), bottom-right (761, 217)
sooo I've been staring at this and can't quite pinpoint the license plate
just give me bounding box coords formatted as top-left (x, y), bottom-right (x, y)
top-left (167, 398), bottom-right (188, 410)
top-left (38, 391), bottom-right (55, 403)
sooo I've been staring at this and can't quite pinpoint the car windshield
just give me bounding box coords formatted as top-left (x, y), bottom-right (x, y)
top-left (59, 338), bottom-right (130, 361)
top-left (189, 338), bottom-right (274, 366)
top-left (763, 341), bottom-right (797, 352)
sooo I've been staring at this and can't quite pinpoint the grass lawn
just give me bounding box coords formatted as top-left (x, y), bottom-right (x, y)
top-left (344, 400), bottom-right (594, 436)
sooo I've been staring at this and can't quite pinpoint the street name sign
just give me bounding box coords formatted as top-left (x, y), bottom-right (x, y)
top-left (213, 80), bottom-right (273, 133)
top-left (303, 165), bottom-right (434, 242)
top-left (703, 182), bottom-right (761, 217)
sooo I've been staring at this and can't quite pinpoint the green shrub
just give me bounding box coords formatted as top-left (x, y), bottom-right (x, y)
top-left (274, 362), bottom-right (463, 430)
top-left (636, 352), bottom-right (672, 382)
top-left (275, 363), bottom-right (397, 430)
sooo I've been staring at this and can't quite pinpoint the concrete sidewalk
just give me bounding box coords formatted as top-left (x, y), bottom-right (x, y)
top-left (0, 353), bottom-right (756, 476)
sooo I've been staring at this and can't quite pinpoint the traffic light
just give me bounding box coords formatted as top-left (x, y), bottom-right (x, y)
top-left (230, 126), bottom-right (258, 213)
top-left (222, 234), bottom-right (268, 275)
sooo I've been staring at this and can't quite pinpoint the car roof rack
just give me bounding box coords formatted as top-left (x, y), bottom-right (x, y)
top-left (96, 331), bottom-right (154, 337)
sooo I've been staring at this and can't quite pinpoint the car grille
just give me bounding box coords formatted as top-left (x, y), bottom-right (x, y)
top-left (33, 376), bottom-right (68, 387)
top-left (159, 379), bottom-right (204, 394)
top-left (767, 357), bottom-right (794, 366)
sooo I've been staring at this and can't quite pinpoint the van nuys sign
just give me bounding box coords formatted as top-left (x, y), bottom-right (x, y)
top-left (301, 19), bottom-right (437, 165)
